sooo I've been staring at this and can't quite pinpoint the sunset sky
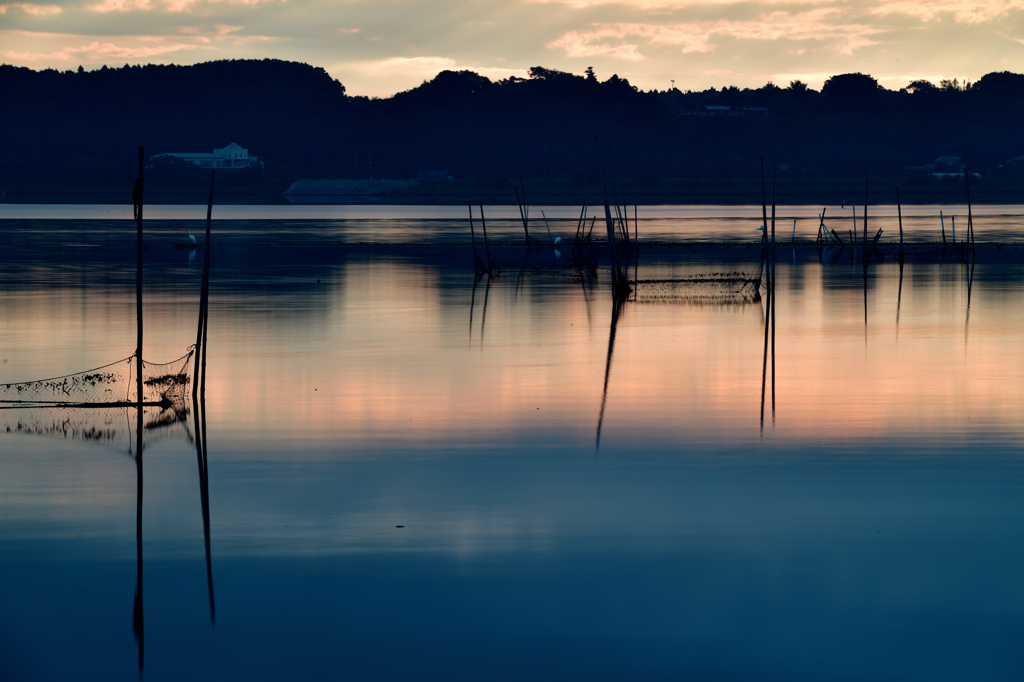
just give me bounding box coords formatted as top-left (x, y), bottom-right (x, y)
top-left (2, 0), bottom-right (1023, 97)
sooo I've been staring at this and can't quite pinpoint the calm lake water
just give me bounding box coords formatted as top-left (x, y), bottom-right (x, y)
top-left (3, 206), bottom-right (1024, 680)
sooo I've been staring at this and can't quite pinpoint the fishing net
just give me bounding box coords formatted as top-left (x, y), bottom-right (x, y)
top-left (0, 349), bottom-right (194, 407)
top-left (629, 272), bottom-right (761, 306)
top-left (0, 401), bottom-right (193, 455)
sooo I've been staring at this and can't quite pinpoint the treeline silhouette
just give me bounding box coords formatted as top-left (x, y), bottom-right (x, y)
top-left (2, 59), bottom-right (1024, 202)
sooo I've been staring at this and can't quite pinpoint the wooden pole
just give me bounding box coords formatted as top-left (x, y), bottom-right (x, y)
top-left (940, 210), bottom-right (947, 245)
top-left (604, 200), bottom-right (624, 294)
top-left (200, 262), bottom-right (210, 400)
top-left (816, 208), bottom-right (827, 244)
top-left (760, 159), bottom-right (768, 247)
top-left (965, 170), bottom-right (976, 255)
top-left (132, 145), bottom-right (145, 676)
top-left (194, 170), bottom-right (215, 397)
top-left (576, 175), bottom-right (593, 242)
top-left (135, 147), bottom-right (144, 405)
top-left (514, 185), bottom-right (530, 242)
top-left (863, 173), bottom-right (869, 249)
top-left (478, 203), bottom-right (492, 271)
top-left (467, 201), bottom-right (482, 270)
top-left (897, 186), bottom-right (905, 266)
top-left (770, 162), bottom-right (776, 249)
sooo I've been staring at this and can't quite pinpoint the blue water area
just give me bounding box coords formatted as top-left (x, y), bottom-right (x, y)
top-left (3, 213), bottom-right (1024, 680)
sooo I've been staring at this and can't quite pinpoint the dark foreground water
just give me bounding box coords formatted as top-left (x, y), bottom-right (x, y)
top-left (3, 211), bottom-right (1024, 680)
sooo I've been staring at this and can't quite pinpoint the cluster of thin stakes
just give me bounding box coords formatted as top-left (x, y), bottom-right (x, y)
top-left (0, 148), bottom-right (218, 677)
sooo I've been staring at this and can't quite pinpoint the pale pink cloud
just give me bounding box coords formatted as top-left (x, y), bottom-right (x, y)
top-left (87, 0), bottom-right (152, 11)
top-left (1, 39), bottom-right (204, 63)
top-left (88, 0), bottom-right (284, 12)
top-left (0, 2), bottom-right (61, 14)
top-left (869, 0), bottom-right (1024, 23)
top-left (548, 11), bottom-right (885, 60)
top-left (528, 0), bottom-right (833, 8)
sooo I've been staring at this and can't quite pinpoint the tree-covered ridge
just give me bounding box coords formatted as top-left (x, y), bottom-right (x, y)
top-left (2, 58), bottom-right (1024, 200)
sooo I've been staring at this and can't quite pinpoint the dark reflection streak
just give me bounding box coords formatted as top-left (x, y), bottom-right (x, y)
top-left (580, 276), bottom-right (592, 335)
top-left (514, 249), bottom-right (530, 302)
top-left (132, 405), bottom-right (144, 677)
top-left (595, 295), bottom-right (623, 452)
top-left (199, 394), bottom-right (215, 625)
top-left (468, 272), bottom-right (479, 348)
top-left (966, 256), bottom-right (975, 348)
top-left (896, 261), bottom-right (904, 336)
top-left (760, 257), bottom-right (771, 435)
top-left (771, 257), bottom-right (776, 425)
top-left (192, 395), bottom-right (215, 625)
top-left (480, 275), bottom-right (491, 351)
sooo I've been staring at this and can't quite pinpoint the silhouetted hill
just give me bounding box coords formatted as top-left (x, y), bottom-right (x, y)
top-left (2, 59), bottom-right (1024, 203)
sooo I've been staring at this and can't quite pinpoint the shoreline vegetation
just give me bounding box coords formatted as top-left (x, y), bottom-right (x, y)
top-left (3, 60), bottom-right (1024, 205)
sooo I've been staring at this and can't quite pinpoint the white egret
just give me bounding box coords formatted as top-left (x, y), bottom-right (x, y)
top-left (188, 230), bottom-right (197, 247)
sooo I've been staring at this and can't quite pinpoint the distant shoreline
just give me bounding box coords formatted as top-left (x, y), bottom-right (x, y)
top-left (4, 175), bottom-right (1023, 206)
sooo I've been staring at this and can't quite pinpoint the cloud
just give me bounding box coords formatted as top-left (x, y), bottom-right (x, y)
top-left (527, 0), bottom-right (832, 7)
top-left (548, 11), bottom-right (886, 60)
top-left (0, 2), bottom-right (62, 13)
top-left (346, 56), bottom-right (526, 81)
top-left (87, 0), bottom-right (152, 10)
top-left (87, 0), bottom-right (284, 12)
top-left (868, 0), bottom-right (1024, 23)
top-left (349, 55), bottom-right (459, 75)
top-left (548, 31), bottom-right (649, 59)
top-left (1, 39), bottom-right (204, 62)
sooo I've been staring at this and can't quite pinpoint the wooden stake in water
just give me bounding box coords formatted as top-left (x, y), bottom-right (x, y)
top-left (940, 210), bottom-right (947, 245)
top-left (576, 175), bottom-right (593, 242)
top-left (863, 173), bottom-right (869, 249)
top-left (478, 203), bottom-right (493, 271)
top-left (134, 147), bottom-right (144, 406)
top-left (514, 184), bottom-right (530, 242)
top-left (199, 179), bottom-right (213, 400)
top-left (194, 170), bottom-right (215, 398)
top-left (965, 170), bottom-right (976, 255)
top-left (896, 186), bottom-right (905, 266)
top-left (467, 201), bottom-right (482, 270)
top-left (131, 145), bottom-right (145, 676)
top-left (760, 159), bottom-right (768, 247)
top-left (771, 163), bottom-right (776, 249)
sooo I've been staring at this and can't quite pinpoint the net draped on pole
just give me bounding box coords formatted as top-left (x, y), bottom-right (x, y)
top-left (0, 348), bottom-right (195, 407)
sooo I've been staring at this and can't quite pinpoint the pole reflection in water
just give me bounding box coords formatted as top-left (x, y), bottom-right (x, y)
top-left (760, 256), bottom-right (773, 434)
top-left (897, 260), bottom-right (904, 333)
top-left (193, 393), bottom-right (216, 624)
top-left (132, 405), bottom-right (144, 677)
top-left (595, 293), bottom-right (624, 452)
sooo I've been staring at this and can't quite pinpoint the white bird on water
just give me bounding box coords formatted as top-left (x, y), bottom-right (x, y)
top-left (188, 229), bottom-right (197, 247)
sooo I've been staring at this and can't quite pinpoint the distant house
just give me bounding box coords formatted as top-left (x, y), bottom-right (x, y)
top-left (904, 155), bottom-right (976, 178)
top-left (150, 143), bottom-right (263, 170)
top-left (417, 170), bottom-right (451, 180)
top-left (702, 105), bottom-right (769, 117)
top-left (281, 178), bottom-right (418, 204)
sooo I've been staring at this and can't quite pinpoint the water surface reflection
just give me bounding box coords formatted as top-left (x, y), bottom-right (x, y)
top-left (3, 232), bottom-right (1024, 680)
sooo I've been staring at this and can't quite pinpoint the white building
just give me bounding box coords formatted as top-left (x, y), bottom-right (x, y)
top-left (151, 143), bottom-right (263, 170)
